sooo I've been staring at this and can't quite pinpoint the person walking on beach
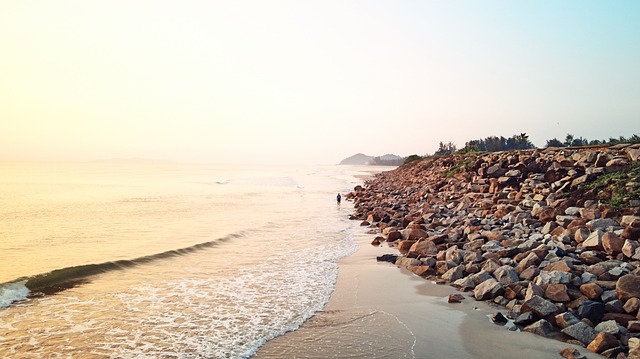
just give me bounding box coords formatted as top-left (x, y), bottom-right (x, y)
top-left (336, 193), bottom-right (342, 204)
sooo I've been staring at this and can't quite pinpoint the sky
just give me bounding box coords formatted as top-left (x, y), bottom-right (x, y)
top-left (1, 1), bottom-right (638, 165)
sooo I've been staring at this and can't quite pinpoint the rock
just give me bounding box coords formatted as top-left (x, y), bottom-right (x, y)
top-left (594, 320), bottom-right (623, 335)
top-left (538, 207), bottom-right (557, 222)
top-left (523, 319), bottom-right (555, 337)
top-left (521, 295), bottom-right (559, 317)
top-left (453, 276), bottom-right (476, 291)
top-left (442, 265), bottom-right (465, 282)
top-left (623, 239), bottom-right (639, 258)
top-left (580, 282), bottom-right (604, 300)
top-left (448, 294), bottom-right (465, 303)
top-left (559, 347), bottom-right (586, 359)
top-left (624, 297), bottom-right (640, 313)
top-left (628, 320), bottom-right (640, 332)
top-left (629, 337), bottom-right (640, 359)
top-left (603, 232), bottom-right (625, 255)
top-left (556, 312), bottom-right (581, 329)
top-left (546, 283), bottom-right (570, 302)
top-left (408, 265), bottom-right (435, 277)
top-left (617, 274), bottom-right (640, 302)
top-left (587, 218), bottom-right (620, 232)
top-left (387, 230), bottom-right (403, 242)
top-left (493, 265), bottom-right (520, 285)
top-left (514, 311), bottom-right (537, 326)
top-left (561, 322), bottom-right (598, 346)
top-left (515, 252), bottom-right (541, 273)
top-left (582, 229), bottom-right (605, 251)
top-left (578, 300), bottom-right (606, 325)
top-left (371, 236), bottom-right (383, 246)
top-left (397, 240), bottom-right (416, 254)
top-left (586, 332), bottom-right (619, 354)
top-left (473, 279), bottom-right (504, 301)
top-left (395, 257), bottom-right (422, 267)
top-left (376, 254), bottom-right (398, 263)
top-left (492, 311), bottom-right (508, 324)
top-left (402, 228), bottom-right (428, 240)
top-left (408, 240), bottom-right (438, 257)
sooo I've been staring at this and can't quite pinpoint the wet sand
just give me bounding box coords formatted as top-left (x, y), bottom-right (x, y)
top-left (254, 229), bottom-right (602, 359)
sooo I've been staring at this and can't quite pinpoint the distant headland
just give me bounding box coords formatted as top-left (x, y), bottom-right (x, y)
top-left (339, 153), bottom-right (404, 166)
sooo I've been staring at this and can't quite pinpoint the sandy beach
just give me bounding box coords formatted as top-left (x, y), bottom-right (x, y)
top-left (255, 228), bottom-right (601, 359)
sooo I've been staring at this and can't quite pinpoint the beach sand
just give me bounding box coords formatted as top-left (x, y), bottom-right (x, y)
top-left (254, 229), bottom-right (601, 359)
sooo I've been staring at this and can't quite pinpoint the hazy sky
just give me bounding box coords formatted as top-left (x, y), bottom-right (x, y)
top-left (1, 1), bottom-right (638, 164)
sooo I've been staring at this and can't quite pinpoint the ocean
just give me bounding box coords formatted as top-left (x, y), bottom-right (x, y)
top-left (0, 161), bottom-right (375, 358)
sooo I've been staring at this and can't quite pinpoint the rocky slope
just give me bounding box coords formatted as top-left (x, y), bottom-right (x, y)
top-left (349, 144), bottom-right (640, 358)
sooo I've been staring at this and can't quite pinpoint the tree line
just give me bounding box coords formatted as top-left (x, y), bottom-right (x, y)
top-left (405, 133), bottom-right (640, 164)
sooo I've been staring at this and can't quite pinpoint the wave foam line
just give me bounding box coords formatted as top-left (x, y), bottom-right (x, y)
top-left (1, 233), bottom-right (243, 305)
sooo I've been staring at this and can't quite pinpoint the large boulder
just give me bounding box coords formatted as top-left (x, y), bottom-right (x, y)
top-left (616, 274), bottom-right (640, 302)
top-left (473, 279), bottom-right (504, 301)
top-left (523, 319), bottom-right (555, 337)
top-left (561, 322), bottom-right (597, 346)
top-left (521, 295), bottom-right (559, 317)
top-left (602, 232), bottom-right (625, 255)
top-left (586, 332), bottom-right (619, 354)
top-left (408, 239), bottom-right (437, 257)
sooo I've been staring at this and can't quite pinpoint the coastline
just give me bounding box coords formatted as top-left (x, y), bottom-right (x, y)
top-left (254, 227), bottom-right (600, 358)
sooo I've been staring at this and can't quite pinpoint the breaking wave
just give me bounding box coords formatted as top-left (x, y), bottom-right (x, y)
top-left (0, 233), bottom-right (244, 307)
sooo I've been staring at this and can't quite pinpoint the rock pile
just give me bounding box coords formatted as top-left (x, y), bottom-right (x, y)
top-left (349, 144), bottom-right (640, 358)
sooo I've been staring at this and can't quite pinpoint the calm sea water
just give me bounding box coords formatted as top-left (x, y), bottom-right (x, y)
top-left (0, 161), bottom-right (374, 358)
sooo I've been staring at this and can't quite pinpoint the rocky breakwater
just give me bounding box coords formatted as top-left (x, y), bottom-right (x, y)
top-left (349, 144), bottom-right (640, 358)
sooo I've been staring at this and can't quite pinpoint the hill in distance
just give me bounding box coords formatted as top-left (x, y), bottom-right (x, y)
top-left (339, 153), bottom-right (403, 166)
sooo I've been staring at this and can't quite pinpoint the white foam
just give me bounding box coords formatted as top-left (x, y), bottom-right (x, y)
top-left (0, 281), bottom-right (29, 308)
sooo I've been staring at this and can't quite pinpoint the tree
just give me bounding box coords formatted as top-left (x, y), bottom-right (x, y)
top-left (434, 141), bottom-right (457, 156)
top-left (546, 138), bottom-right (564, 147)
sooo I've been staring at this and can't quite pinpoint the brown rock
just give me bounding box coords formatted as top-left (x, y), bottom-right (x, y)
top-left (538, 206), bottom-right (556, 222)
top-left (546, 283), bottom-right (571, 302)
top-left (545, 260), bottom-right (573, 272)
top-left (408, 240), bottom-right (437, 257)
top-left (586, 332), bottom-right (619, 354)
top-left (387, 230), bottom-right (403, 242)
top-left (624, 226), bottom-right (640, 240)
top-left (397, 240), bottom-right (417, 254)
top-left (515, 252), bottom-right (542, 273)
top-left (448, 293), bottom-right (465, 303)
top-left (403, 228), bottom-right (428, 240)
top-left (617, 274), bottom-right (640, 302)
top-left (408, 265), bottom-right (435, 277)
top-left (580, 282), bottom-right (604, 300)
top-left (624, 297), bottom-right (640, 314)
top-left (559, 347), bottom-right (585, 359)
top-left (628, 320), bottom-right (640, 332)
top-left (603, 232), bottom-right (625, 255)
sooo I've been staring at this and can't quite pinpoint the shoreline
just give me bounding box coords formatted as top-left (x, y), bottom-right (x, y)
top-left (254, 227), bottom-right (599, 358)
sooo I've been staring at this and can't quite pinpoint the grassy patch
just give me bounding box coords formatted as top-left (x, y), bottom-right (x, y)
top-left (586, 162), bottom-right (640, 209)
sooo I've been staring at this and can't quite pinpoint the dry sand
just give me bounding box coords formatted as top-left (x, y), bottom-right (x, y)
top-left (254, 229), bottom-right (602, 359)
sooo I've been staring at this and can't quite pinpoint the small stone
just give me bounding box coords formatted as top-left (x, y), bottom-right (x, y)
top-left (448, 294), bottom-right (465, 303)
top-left (492, 311), bottom-right (508, 324)
top-left (559, 347), bottom-right (586, 359)
top-left (578, 301), bottom-right (606, 325)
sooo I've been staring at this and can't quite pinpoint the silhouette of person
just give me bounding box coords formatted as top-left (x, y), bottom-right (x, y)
top-left (336, 193), bottom-right (342, 204)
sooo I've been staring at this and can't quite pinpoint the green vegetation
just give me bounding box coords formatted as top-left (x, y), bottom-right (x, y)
top-left (546, 134), bottom-right (640, 148)
top-left (445, 154), bottom-right (477, 178)
top-left (460, 133), bottom-right (535, 153)
top-left (586, 162), bottom-right (640, 209)
top-left (403, 154), bottom-right (424, 165)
